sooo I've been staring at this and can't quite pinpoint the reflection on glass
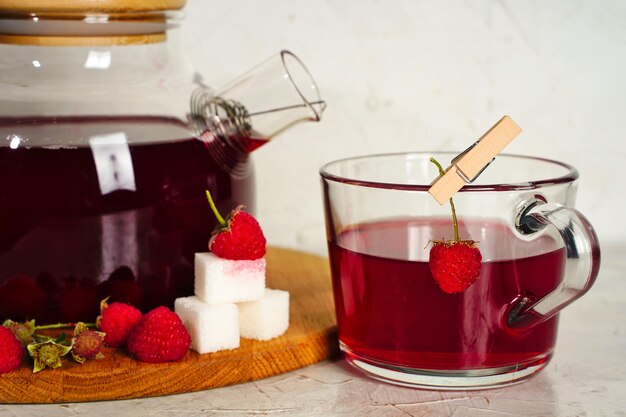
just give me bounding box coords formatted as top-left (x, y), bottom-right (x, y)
top-left (84, 51), bottom-right (112, 70)
top-left (89, 132), bottom-right (137, 195)
top-left (8, 134), bottom-right (21, 149)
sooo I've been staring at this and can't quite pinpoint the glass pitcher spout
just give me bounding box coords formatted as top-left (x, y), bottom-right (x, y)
top-left (189, 50), bottom-right (325, 176)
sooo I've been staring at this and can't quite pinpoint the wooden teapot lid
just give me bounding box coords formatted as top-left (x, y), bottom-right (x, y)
top-left (0, 0), bottom-right (186, 13)
top-left (0, 0), bottom-right (185, 45)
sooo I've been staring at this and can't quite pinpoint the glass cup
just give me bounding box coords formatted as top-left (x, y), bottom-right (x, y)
top-left (320, 152), bottom-right (600, 389)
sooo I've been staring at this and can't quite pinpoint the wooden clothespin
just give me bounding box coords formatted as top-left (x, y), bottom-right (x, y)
top-left (428, 115), bottom-right (522, 205)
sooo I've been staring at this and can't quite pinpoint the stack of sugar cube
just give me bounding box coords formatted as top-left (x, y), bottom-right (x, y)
top-left (174, 252), bottom-right (289, 354)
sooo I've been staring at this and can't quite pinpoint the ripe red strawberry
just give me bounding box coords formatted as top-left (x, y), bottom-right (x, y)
top-left (127, 306), bottom-right (191, 363)
top-left (96, 299), bottom-right (143, 348)
top-left (205, 190), bottom-right (266, 260)
top-left (429, 241), bottom-right (482, 293)
top-left (0, 325), bottom-right (23, 374)
top-left (428, 158), bottom-right (482, 293)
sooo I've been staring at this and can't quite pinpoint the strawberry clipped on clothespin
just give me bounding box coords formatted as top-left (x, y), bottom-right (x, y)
top-left (427, 116), bottom-right (522, 293)
top-left (428, 157), bottom-right (483, 293)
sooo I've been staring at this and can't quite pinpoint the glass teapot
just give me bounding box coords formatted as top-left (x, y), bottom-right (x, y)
top-left (0, 0), bottom-right (325, 323)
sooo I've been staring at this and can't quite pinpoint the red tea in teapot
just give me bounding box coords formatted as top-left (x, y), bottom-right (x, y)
top-left (0, 116), bottom-right (264, 323)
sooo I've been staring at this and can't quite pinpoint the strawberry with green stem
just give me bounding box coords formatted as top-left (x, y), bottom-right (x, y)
top-left (205, 190), bottom-right (266, 260)
top-left (428, 158), bottom-right (482, 293)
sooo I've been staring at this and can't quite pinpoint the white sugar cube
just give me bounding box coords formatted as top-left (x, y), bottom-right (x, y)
top-left (174, 296), bottom-right (239, 354)
top-left (195, 252), bottom-right (265, 304)
top-left (238, 289), bottom-right (289, 341)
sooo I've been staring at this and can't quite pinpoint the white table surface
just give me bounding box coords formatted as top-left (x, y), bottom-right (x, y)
top-left (2, 244), bottom-right (624, 417)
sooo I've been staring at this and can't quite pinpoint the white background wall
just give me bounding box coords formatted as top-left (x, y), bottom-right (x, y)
top-left (183, 0), bottom-right (626, 256)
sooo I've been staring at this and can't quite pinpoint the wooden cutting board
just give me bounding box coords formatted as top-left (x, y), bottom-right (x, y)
top-left (0, 247), bottom-right (338, 404)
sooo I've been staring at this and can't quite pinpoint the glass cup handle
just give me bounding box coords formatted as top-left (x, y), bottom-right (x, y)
top-left (507, 196), bottom-right (601, 330)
